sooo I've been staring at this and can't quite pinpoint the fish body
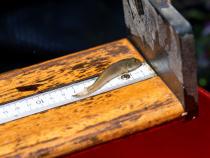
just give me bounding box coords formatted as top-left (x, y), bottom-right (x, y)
top-left (73, 57), bottom-right (142, 97)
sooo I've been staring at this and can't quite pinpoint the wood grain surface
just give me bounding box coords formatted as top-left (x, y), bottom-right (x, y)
top-left (0, 39), bottom-right (184, 157)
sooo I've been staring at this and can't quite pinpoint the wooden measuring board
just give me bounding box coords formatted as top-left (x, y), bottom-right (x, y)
top-left (0, 62), bottom-right (156, 124)
top-left (0, 39), bottom-right (184, 157)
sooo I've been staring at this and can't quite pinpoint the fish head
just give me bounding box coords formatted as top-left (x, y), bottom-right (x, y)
top-left (126, 58), bottom-right (142, 72)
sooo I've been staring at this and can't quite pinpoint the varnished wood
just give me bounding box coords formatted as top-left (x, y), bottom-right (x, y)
top-left (0, 39), bottom-right (184, 157)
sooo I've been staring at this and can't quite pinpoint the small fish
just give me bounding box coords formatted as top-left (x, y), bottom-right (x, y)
top-left (73, 57), bottom-right (142, 97)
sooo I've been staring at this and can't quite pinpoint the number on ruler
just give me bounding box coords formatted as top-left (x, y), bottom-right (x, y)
top-left (36, 99), bottom-right (44, 105)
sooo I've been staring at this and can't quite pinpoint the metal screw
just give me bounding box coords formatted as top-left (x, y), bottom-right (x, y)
top-left (121, 74), bottom-right (131, 80)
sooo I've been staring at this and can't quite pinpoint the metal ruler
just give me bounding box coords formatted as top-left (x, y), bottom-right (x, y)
top-left (0, 62), bottom-right (156, 124)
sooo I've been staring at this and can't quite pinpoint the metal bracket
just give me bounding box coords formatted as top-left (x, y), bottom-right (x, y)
top-left (123, 0), bottom-right (198, 117)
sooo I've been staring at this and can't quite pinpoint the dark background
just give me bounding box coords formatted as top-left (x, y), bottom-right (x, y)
top-left (0, 0), bottom-right (209, 91)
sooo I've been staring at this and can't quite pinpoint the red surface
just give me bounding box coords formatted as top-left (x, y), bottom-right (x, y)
top-left (66, 88), bottom-right (210, 158)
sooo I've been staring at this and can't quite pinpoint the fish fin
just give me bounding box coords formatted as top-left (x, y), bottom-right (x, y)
top-left (72, 88), bottom-right (89, 98)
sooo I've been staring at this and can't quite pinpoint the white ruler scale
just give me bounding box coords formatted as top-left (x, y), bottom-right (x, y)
top-left (0, 62), bottom-right (156, 124)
